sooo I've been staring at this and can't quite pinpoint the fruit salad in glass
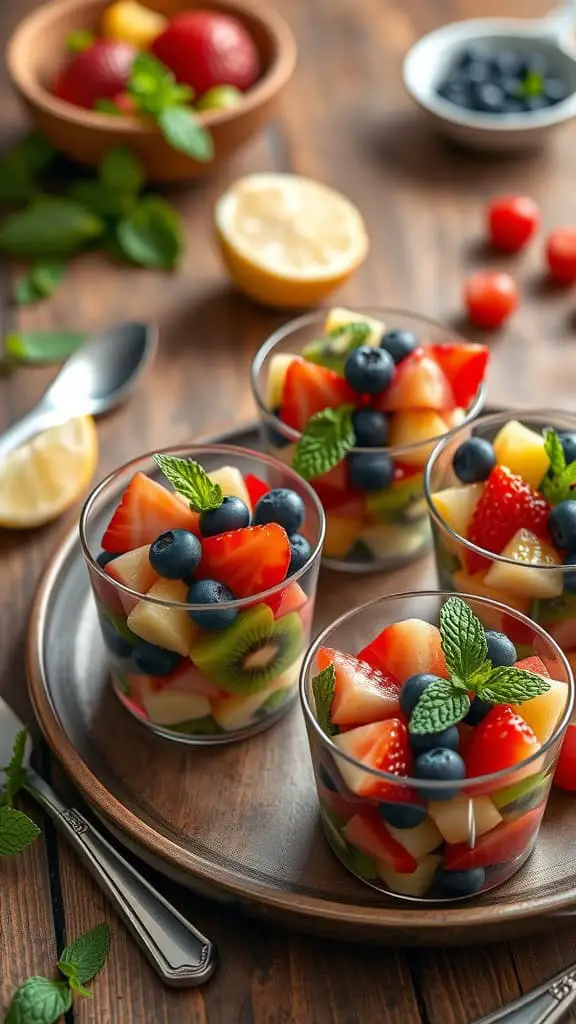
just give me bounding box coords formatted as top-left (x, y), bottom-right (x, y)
top-left (251, 307), bottom-right (488, 572)
top-left (80, 445), bottom-right (324, 744)
top-left (301, 593), bottom-right (573, 901)
top-left (425, 411), bottom-right (576, 673)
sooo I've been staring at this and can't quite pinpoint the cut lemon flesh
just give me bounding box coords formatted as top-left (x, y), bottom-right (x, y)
top-left (215, 172), bottom-right (369, 307)
top-left (0, 415), bottom-right (98, 528)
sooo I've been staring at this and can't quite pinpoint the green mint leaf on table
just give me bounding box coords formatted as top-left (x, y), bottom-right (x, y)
top-left (0, 199), bottom-right (104, 257)
top-left (440, 596), bottom-right (488, 685)
top-left (293, 406), bottom-right (355, 480)
top-left (312, 664), bottom-right (338, 736)
top-left (117, 196), bottom-right (183, 269)
top-left (0, 805), bottom-right (40, 856)
top-left (66, 29), bottom-right (95, 53)
top-left (69, 179), bottom-right (133, 219)
top-left (4, 977), bottom-right (72, 1024)
top-left (409, 679), bottom-right (470, 735)
top-left (477, 667), bottom-right (551, 705)
top-left (58, 923), bottom-right (111, 987)
top-left (1, 729), bottom-right (27, 806)
top-left (13, 261), bottom-right (67, 306)
top-left (4, 331), bottom-right (85, 366)
top-left (0, 133), bottom-right (56, 204)
top-left (541, 428), bottom-right (576, 505)
top-left (99, 146), bottom-right (145, 196)
top-left (153, 454), bottom-right (223, 512)
top-left (157, 107), bottom-right (214, 162)
top-left (94, 98), bottom-right (122, 115)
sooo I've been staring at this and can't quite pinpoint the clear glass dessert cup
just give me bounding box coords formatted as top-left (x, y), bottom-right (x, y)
top-left (251, 309), bottom-right (486, 574)
top-left (425, 409), bottom-right (576, 669)
top-left (300, 591), bottom-right (573, 902)
top-left (80, 444), bottom-right (325, 745)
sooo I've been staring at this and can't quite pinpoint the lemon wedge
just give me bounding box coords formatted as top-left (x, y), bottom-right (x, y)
top-left (0, 415), bottom-right (98, 529)
top-left (215, 173), bottom-right (369, 308)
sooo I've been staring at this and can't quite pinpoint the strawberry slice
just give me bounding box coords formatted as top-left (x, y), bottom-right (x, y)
top-left (443, 804), bottom-right (545, 871)
top-left (264, 581), bottom-right (308, 618)
top-left (333, 718), bottom-right (414, 802)
top-left (464, 706), bottom-right (541, 789)
top-left (197, 523), bottom-right (291, 598)
top-left (344, 810), bottom-right (417, 873)
top-left (316, 648), bottom-right (400, 728)
top-left (424, 343), bottom-right (489, 409)
top-left (279, 360), bottom-right (355, 432)
top-left (376, 347), bottom-right (454, 412)
top-left (102, 473), bottom-right (200, 553)
top-left (244, 473), bottom-right (270, 507)
top-left (466, 466), bottom-right (551, 574)
top-left (358, 619), bottom-right (447, 683)
top-left (514, 656), bottom-right (550, 677)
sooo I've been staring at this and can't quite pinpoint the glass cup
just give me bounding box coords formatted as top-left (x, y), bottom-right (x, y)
top-left (80, 444), bottom-right (325, 745)
top-left (300, 591), bottom-right (573, 901)
top-left (425, 409), bottom-right (576, 670)
top-left (251, 308), bottom-right (486, 573)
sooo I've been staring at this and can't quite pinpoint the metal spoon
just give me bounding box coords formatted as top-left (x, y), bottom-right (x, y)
top-left (0, 321), bottom-right (157, 462)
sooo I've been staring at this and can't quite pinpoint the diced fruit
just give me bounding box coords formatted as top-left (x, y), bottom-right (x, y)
top-left (511, 676), bottom-right (568, 743)
top-left (554, 723), bottom-right (576, 791)
top-left (264, 581), bottom-right (308, 619)
top-left (101, 0), bottom-right (167, 48)
top-left (324, 307), bottom-right (384, 346)
top-left (198, 523), bottom-right (290, 598)
top-left (464, 270), bottom-right (519, 329)
top-left (491, 771), bottom-right (547, 813)
top-left (244, 473), bottom-right (270, 507)
top-left (514, 656), bottom-right (550, 676)
top-left (377, 854), bottom-right (441, 897)
top-left (386, 817), bottom-right (442, 859)
top-left (443, 805), bottom-right (544, 871)
top-left (151, 10), bottom-right (260, 96)
top-left (358, 522), bottom-right (426, 562)
top-left (314, 483), bottom-right (365, 519)
top-left (443, 407), bottom-right (467, 429)
top-left (279, 360), bottom-right (355, 432)
top-left (163, 661), bottom-right (224, 699)
top-left (451, 570), bottom-right (531, 616)
top-left (365, 464), bottom-right (423, 518)
top-left (358, 619), bottom-right (447, 682)
top-left (52, 39), bottom-right (136, 109)
top-left (141, 687), bottom-right (211, 727)
top-left (266, 353), bottom-right (301, 410)
top-left (105, 544), bottom-right (159, 614)
top-left (467, 466), bottom-right (551, 574)
top-left (428, 794), bottom-right (502, 844)
top-left (127, 579), bottom-right (200, 656)
top-left (377, 348), bottom-right (454, 412)
top-left (388, 410), bottom-right (448, 467)
top-left (102, 472), bottom-right (199, 553)
top-left (211, 664), bottom-right (297, 731)
top-left (432, 484), bottom-right (483, 538)
top-left (333, 719), bottom-right (412, 801)
top-left (208, 465), bottom-right (252, 511)
top-left (425, 343), bottom-right (489, 408)
top-left (464, 707), bottom-right (541, 789)
top-left (323, 515), bottom-right (362, 559)
top-left (304, 325), bottom-right (381, 375)
top-left (492, 420), bottom-right (550, 490)
top-left (484, 528), bottom-right (563, 599)
top-left (316, 648), bottom-right (400, 727)
top-left (343, 812), bottom-right (417, 873)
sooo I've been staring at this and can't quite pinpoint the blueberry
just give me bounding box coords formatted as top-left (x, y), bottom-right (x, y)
top-left (452, 438), bottom-right (496, 484)
top-left (319, 764), bottom-right (338, 792)
top-left (399, 673), bottom-right (441, 717)
top-left (254, 488), bottom-right (305, 537)
top-left (455, 45), bottom-right (491, 71)
top-left (544, 77), bottom-right (568, 105)
top-left (411, 725), bottom-right (460, 753)
top-left (352, 409), bottom-right (389, 447)
top-left (288, 533), bottom-right (312, 574)
top-left (414, 748), bottom-right (466, 801)
top-left (187, 579), bottom-right (237, 630)
top-left (466, 60), bottom-right (493, 85)
top-left (96, 551), bottom-right (118, 568)
top-left (344, 346), bottom-right (395, 395)
top-left (149, 529), bottom-right (202, 580)
top-left (347, 452), bottom-right (394, 492)
top-left (485, 629), bottom-right (517, 667)
top-left (101, 616), bottom-right (133, 658)
top-left (559, 432), bottom-right (576, 465)
top-left (438, 82), bottom-right (472, 109)
top-left (518, 52), bottom-right (548, 77)
top-left (463, 697), bottom-right (492, 726)
top-left (200, 496), bottom-right (250, 538)
top-left (380, 328), bottom-right (417, 365)
top-left (549, 501), bottom-right (576, 552)
top-left (264, 409), bottom-right (291, 449)
top-left (564, 552), bottom-right (576, 593)
top-left (133, 640), bottom-right (181, 676)
top-left (471, 82), bottom-right (507, 113)
top-left (436, 867), bottom-right (486, 897)
top-left (491, 51), bottom-right (521, 77)
top-left (500, 76), bottom-right (523, 98)
top-left (523, 96), bottom-right (549, 112)
top-left (503, 99), bottom-right (524, 113)
top-left (378, 802), bottom-right (428, 829)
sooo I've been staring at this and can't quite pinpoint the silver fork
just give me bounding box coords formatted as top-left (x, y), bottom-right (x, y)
top-left (0, 697), bottom-right (217, 987)
top-left (470, 961), bottom-right (576, 1023)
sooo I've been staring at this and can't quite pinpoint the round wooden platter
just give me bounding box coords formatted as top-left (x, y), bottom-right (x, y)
top-left (26, 425), bottom-right (576, 946)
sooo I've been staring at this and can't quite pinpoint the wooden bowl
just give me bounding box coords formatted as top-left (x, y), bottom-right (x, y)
top-left (6, 0), bottom-right (296, 182)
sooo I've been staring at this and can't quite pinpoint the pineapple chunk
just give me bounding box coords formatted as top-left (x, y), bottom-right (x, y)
top-left (493, 420), bottom-right (550, 490)
top-left (211, 661), bottom-right (299, 731)
top-left (484, 528), bottom-right (563, 599)
top-left (324, 515), bottom-right (362, 558)
top-left (266, 353), bottom-right (300, 409)
top-left (142, 688), bottom-right (211, 726)
top-left (359, 521), bottom-right (427, 560)
top-left (324, 307), bottom-right (384, 346)
top-left (429, 794), bottom-right (502, 844)
top-left (512, 676), bottom-right (569, 742)
top-left (452, 570), bottom-right (531, 615)
top-left (105, 544), bottom-right (159, 614)
top-left (127, 579), bottom-right (200, 655)
top-left (432, 484), bottom-right (483, 538)
top-left (377, 854), bottom-right (441, 898)
top-left (387, 817), bottom-right (442, 859)
top-left (388, 411), bottom-right (448, 467)
top-left (209, 465), bottom-right (252, 511)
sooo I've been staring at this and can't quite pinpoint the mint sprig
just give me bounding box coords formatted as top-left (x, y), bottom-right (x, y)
top-left (127, 53), bottom-right (214, 162)
top-left (293, 405), bottom-right (355, 480)
top-left (440, 596), bottom-right (487, 685)
top-left (153, 454), bottom-right (223, 512)
top-left (1, 728), bottom-right (27, 806)
top-left (408, 680), bottom-right (470, 735)
top-left (58, 923), bottom-right (111, 993)
top-left (312, 664), bottom-right (338, 736)
top-left (0, 730), bottom-right (40, 857)
top-left (540, 428), bottom-right (576, 505)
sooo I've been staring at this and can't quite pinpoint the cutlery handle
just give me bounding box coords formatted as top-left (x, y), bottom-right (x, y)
top-left (26, 773), bottom-right (216, 987)
top-left (470, 966), bottom-right (576, 1024)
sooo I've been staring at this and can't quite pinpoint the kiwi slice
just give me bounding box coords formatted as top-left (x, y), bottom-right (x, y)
top-left (302, 322), bottom-right (374, 374)
top-left (190, 605), bottom-right (303, 695)
top-left (366, 474), bottom-right (424, 517)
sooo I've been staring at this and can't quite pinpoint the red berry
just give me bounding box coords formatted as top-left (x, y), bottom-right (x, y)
top-left (424, 342), bottom-right (489, 408)
top-left (464, 271), bottom-right (519, 329)
top-left (464, 706), bottom-right (540, 785)
top-left (279, 360), bottom-right (355, 432)
top-left (554, 723), bottom-right (576, 792)
top-left (546, 227), bottom-right (576, 283)
top-left (444, 805), bottom-right (544, 870)
top-left (466, 465), bottom-right (551, 573)
top-left (52, 40), bottom-right (137, 110)
top-left (487, 195), bottom-right (540, 253)
top-left (102, 472), bottom-right (200, 553)
top-left (197, 523), bottom-right (291, 597)
top-left (151, 11), bottom-right (260, 97)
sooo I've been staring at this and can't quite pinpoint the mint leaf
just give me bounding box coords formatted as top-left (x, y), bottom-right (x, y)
top-left (153, 454), bottom-right (223, 512)
top-left (0, 133), bottom-right (56, 204)
top-left (439, 596), bottom-right (488, 685)
top-left (128, 53), bottom-right (193, 115)
top-left (311, 664), bottom-right (338, 736)
top-left (0, 805), bottom-right (40, 856)
top-left (540, 428), bottom-right (576, 505)
top-left (69, 179), bottom-right (132, 218)
top-left (117, 196), bottom-right (182, 269)
top-left (545, 428), bottom-right (565, 477)
top-left (13, 261), bottom-right (67, 305)
top-left (66, 29), bottom-right (95, 53)
top-left (409, 679), bottom-right (470, 735)
top-left (0, 199), bottom-right (104, 257)
top-left (293, 405), bottom-right (355, 480)
top-left (67, 976), bottom-right (92, 998)
top-left (1, 729), bottom-right (27, 806)
top-left (12, 275), bottom-right (43, 306)
top-left (157, 107), bottom-right (213, 162)
top-left (58, 923), bottom-right (111, 986)
top-left (5, 977), bottom-right (72, 1024)
top-left (100, 147), bottom-right (144, 196)
top-left (5, 330), bottom-right (84, 365)
top-left (477, 666), bottom-right (551, 705)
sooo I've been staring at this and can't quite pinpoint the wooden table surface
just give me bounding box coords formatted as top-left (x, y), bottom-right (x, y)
top-left (2, 0), bottom-right (576, 1021)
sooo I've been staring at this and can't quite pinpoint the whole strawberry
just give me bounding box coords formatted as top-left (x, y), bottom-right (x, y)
top-left (52, 39), bottom-right (137, 109)
top-left (151, 10), bottom-right (260, 97)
